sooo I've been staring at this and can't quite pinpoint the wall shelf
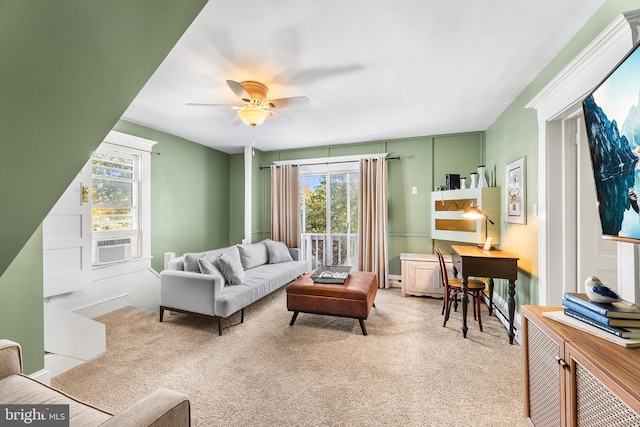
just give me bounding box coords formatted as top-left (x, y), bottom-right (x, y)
top-left (431, 187), bottom-right (501, 245)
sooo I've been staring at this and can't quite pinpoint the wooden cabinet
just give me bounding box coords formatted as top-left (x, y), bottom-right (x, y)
top-left (431, 187), bottom-right (500, 244)
top-left (400, 253), bottom-right (451, 298)
top-left (522, 305), bottom-right (640, 426)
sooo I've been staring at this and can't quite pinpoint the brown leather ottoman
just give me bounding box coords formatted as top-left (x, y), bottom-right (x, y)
top-left (286, 270), bottom-right (377, 335)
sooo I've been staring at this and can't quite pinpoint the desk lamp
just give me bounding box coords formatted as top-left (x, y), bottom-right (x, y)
top-left (463, 206), bottom-right (494, 249)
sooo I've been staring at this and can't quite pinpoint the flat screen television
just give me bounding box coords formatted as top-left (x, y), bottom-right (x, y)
top-left (583, 41), bottom-right (640, 243)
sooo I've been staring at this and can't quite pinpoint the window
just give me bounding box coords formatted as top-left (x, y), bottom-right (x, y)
top-left (300, 163), bottom-right (359, 269)
top-left (92, 151), bottom-right (137, 232)
top-left (91, 148), bottom-right (141, 264)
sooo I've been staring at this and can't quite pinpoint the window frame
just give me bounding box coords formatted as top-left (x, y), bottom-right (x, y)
top-left (91, 131), bottom-right (156, 266)
top-left (91, 148), bottom-right (140, 237)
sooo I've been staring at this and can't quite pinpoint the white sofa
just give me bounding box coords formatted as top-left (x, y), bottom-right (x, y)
top-left (160, 240), bottom-right (309, 334)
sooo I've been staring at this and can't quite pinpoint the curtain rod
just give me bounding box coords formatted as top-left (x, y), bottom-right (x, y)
top-left (259, 156), bottom-right (400, 170)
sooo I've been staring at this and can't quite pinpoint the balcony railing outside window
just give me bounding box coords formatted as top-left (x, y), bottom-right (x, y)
top-left (302, 233), bottom-right (358, 270)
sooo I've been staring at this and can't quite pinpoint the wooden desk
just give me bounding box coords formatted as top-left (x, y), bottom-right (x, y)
top-left (451, 245), bottom-right (519, 344)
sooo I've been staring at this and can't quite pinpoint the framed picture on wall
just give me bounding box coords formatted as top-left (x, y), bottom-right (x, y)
top-left (506, 156), bottom-right (526, 224)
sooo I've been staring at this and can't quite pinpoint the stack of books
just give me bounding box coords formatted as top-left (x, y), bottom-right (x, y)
top-left (550, 292), bottom-right (640, 347)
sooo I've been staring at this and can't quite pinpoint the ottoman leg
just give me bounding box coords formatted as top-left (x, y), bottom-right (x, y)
top-left (359, 319), bottom-right (368, 336)
top-left (289, 311), bottom-right (299, 326)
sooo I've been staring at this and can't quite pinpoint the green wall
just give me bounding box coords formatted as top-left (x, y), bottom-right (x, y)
top-left (0, 1), bottom-right (207, 374)
top-left (0, 0), bottom-right (208, 278)
top-left (0, 227), bottom-right (44, 374)
top-left (114, 122), bottom-right (231, 272)
top-left (249, 132), bottom-right (485, 276)
top-left (485, 0), bottom-right (640, 308)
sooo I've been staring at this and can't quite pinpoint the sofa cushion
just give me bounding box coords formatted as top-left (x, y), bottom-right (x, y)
top-left (265, 240), bottom-right (294, 264)
top-left (237, 241), bottom-right (268, 270)
top-left (197, 257), bottom-right (224, 283)
top-left (0, 375), bottom-right (112, 425)
top-left (217, 248), bottom-right (245, 285)
top-left (183, 251), bottom-right (208, 272)
top-left (215, 260), bottom-right (309, 318)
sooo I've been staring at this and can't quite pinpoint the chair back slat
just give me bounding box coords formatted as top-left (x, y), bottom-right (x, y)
top-left (434, 243), bottom-right (449, 284)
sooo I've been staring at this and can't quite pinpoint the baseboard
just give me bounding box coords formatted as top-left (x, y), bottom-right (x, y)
top-left (44, 353), bottom-right (86, 380)
top-left (484, 292), bottom-right (522, 344)
top-left (29, 369), bottom-right (51, 385)
top-left (388, 274), bottom-right (401, 288)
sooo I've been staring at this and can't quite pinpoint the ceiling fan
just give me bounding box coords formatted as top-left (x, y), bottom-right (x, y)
top-left (187, 80), bottom-right (310, 127)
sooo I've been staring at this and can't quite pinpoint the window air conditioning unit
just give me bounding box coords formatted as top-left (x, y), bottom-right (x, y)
top-left (96, 238), bottom-right (131, 265)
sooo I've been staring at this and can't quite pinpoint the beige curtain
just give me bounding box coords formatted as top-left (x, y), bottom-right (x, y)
top-left (358, 156), bottom-right (389, 288)
top-left (271, 164), bottom-right (300, 248)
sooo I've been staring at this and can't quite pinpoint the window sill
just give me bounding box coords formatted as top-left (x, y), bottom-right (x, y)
top-left (92, 256), bottom-right (153, 281)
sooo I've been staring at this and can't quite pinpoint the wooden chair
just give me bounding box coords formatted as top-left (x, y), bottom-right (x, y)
top-left (434, 244), bottom-right (485, 332)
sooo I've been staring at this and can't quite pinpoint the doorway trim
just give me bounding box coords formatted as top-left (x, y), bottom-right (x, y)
top-left (526, 10), bottom-right (640, 305)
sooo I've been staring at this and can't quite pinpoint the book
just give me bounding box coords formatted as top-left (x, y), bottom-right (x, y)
top-left (561, 299), bottom-right (640, 327)
top-left (564, 309), bottom-right (640, 338)
top-left (563, 292), bottom-right (640, 319)
top-left (542, 310), bottom-right (640, 348)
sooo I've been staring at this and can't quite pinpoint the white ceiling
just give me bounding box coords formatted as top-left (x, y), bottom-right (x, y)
top-left (122, 0), bottom-right (605, 154)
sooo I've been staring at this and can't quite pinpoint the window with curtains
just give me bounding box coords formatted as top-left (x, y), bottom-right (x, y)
top-left (299, 163), bottom-right (359, 270)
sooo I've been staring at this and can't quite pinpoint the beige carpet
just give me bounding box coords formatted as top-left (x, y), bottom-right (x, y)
top-left (52, 288), bottom-right (526, 427)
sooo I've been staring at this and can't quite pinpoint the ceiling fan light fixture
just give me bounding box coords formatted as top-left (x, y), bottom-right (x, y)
top-left (240, 81), bottom-right (269, 102)
top-left (237, 105), bottom-right (270, 127)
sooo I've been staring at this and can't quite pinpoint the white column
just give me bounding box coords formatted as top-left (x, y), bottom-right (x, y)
top-left (244, 145), bottom-right (252, 244)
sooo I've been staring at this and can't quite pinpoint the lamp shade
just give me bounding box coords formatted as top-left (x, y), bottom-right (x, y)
top-left (237, 105), bottom-right (270, 127)
top-left (462, 206), bottom-right (484, 219)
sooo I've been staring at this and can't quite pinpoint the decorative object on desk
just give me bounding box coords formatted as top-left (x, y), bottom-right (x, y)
top-left (459, 177), bottom-right (467, 189)
top-left (506, 156), bottom-right (526, 224)
top-left (584, 276), bottom-right (619, 303)
top-left (482, 237), bottom-right (493, 251)
top-left (310, 266), bottom-right (351, 284)
top-left (476, 165), bottom-right (488, 188)
top-left (469, 172), bottom-right (478, 189)
top-left (445, 173), bottom-right (460, 190)
top-left (463, 205), bottom-right (495, 249)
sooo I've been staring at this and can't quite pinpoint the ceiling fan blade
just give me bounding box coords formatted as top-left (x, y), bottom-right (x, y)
top-left (226, 80), bottom-right (252, 102)
top-left (267, 96), bottom-right (310, 109)
top-left (268, 109), bottom-right (294, 124)
top-left (186, 103), bottom-right (241, 109)
top-left (230, 115), bottom-right (243, 127)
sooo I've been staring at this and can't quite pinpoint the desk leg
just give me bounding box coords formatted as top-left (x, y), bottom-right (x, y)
top-left (508, 279), bottom-right (516, 344)
top-left (461, 276), bottom-right (469, 338)
top-left (487, 278), bottom-right (495, 316)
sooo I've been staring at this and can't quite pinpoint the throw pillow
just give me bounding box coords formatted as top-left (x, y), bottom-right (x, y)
top-left (197, 256), bottom-right (223, 277)
top-left (237, 241), bottom-right (268, 270)
top-left (183, 252), bottom-right (207, 272)
top-left (217, 251), bottom-right (245, 285)
top-left (265, 239), bottom-right (293, 264)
